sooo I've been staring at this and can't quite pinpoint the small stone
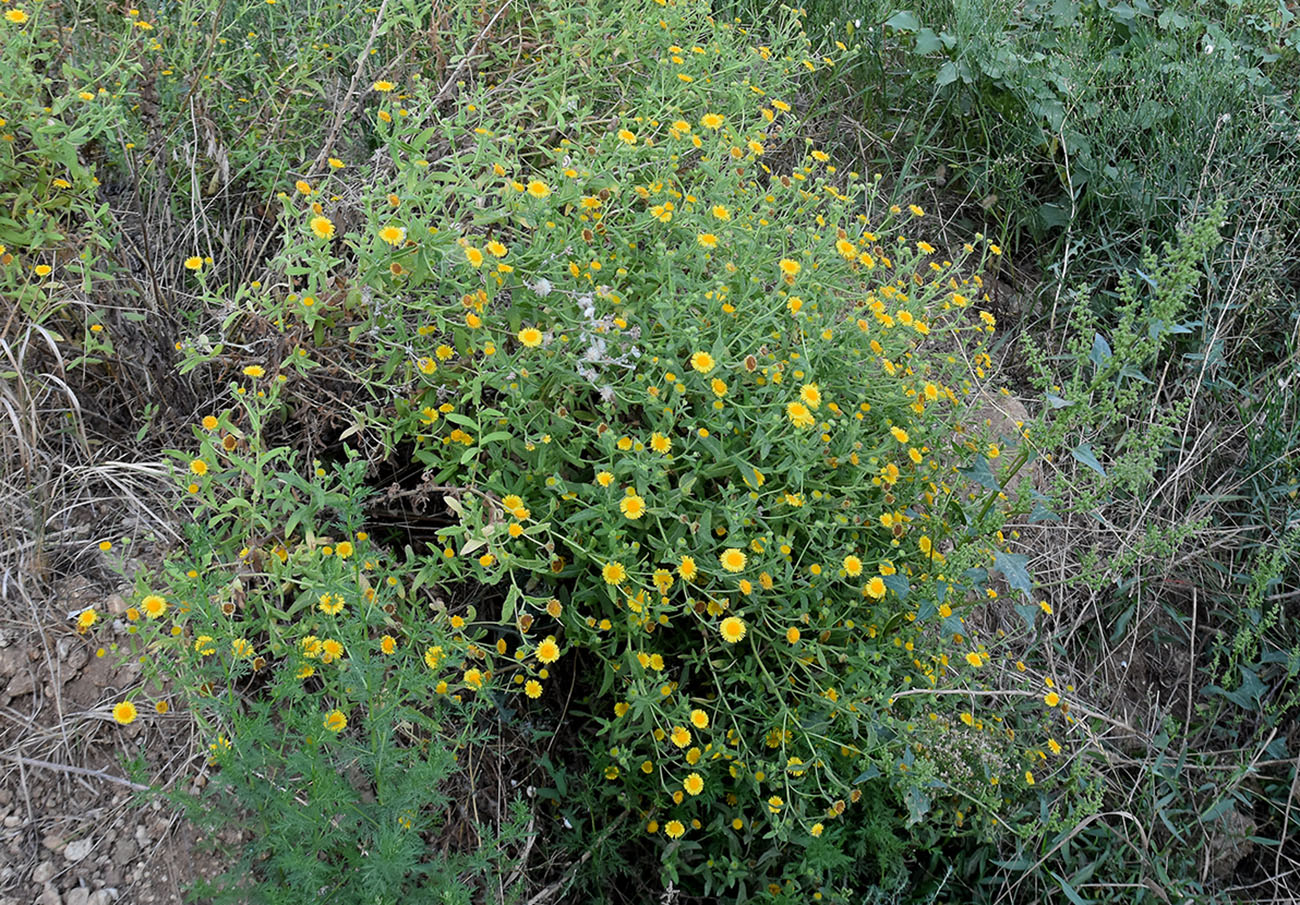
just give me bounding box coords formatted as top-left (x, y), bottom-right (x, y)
top-left (34, 884), bottom-right (59, 905)
top-left (110, 838), bottom-right (135, 863)
top-left (133, 825), bottom-right (148, 847)
top-left (88, 893), bottom-right (115, 905)
top-left (30, 862), bottom-right (54, 884)
top-left (105, 595), bottom-right (126, 615)
top-left (3, 815), bottom-right (20, 828)
top-left (41, 835), bottom-right (63, 853)
top-left (64, 889), bottom-right (90, 905)
top-left (63, 837), bottom-right (94, 862)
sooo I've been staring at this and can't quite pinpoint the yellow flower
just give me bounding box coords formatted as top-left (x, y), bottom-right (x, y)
top-left (310, 216), bottom-right (335, 239)
top-left (201, 415), bottom-right (219, 430)
top-left (1044, 692), bottom-right (1061, 707)
top-left (328, 157), bottom-right (346, 169)
top-left (295, 180), bottom-right (312, 195)
top-left (1048, 738), bottom-right (1063, 755)
top-left (33, 265), bottom-right (53, 277)
top-left (379, 225), bottom-right (406, 246)
top-left (811, 822), bottom-right (824, 837)
top-left (683, 773), bottom-right (704, 795)
top-left (76, 609), bottom-right (97, 632)
top-left (526, 180), bottom-right (550, 198)
top-left (891, 426), bottom-right (910, 444)
top-left (697, 233), bottom-right (718, 249)
top-left (525, 679), bottom-right (543, 698)
top-left (690, 351), bottom-right (716, 373)
top-left (767, 795), bottom-right (784, 813)
top-left (864, 576), bottom-right (887, 599)
top-left (1024, 770), bottom-right (1035, 785)
top-left (965, 651), bottom-right (984, 668)
top-left (463, 668), bottom-right (484, 690)
top-left (786, 627), bottom-right (801, 644)
top-left (335, 540), bottom-right (353, 559)
top-left (620, 494), bottom-right (647, 519)
top-left (678, 555), bottom-right (698, 581)
top-left (670, 725), bottom-right (691, 747)
top-left (465, 246), bottom-right (485, 267)
top-left (649, 432), bottom-right (672, 454)
top-left (719, 548), bottom-right (746, 572)
top-left (711, 205), bottom-right (731, 220)
top-left (617, 128), bottom-right (637, 144)
top-left (664, 819), bottom-right (685, 839)
top-left (380, 635), bottom-right (396, 655)
top-left (518, 326), bottom-right (543, 347)
top-left (596, 470), bottom-right (614, 487)
top-left (719, 616), bottom-right (746, 644)
top-left (909, 204), bottom-right (925, 217)
top-left (323, 709), bottom-right (347, 732)
top-left (690, 709), bottom-right (709, 729)
top-left (536, 636), bottom-right (561, 663)
top-left (779, 258), bottom-right (801, 278)
top-left (700, 113), bottom-right (725, 130)
top-left (141, 594), bottom-right (167, 618)
top-left (786, 401), bottom-right (815, 429)
top-left (189, 458), bottom-right (208, 476)
top-left (183, 256), bottom-right (203, 271)
top-left (842, 555), bottom-right (863, 577)
top-left (112, 701), bottom-right (137, 725)
top-left (602, 561), bottom-right (627, 584)
top-left (486, 240), bottom-right (508, 257)
top-left (372, 80), bottom-right (395, 92)
top-left (5, 9), bottom-right (31, 23)
top-left (800, 383), bottom-right (821, 409)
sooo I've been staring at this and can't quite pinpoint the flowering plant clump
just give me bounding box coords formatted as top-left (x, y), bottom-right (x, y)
top-left (115, 0), bottom-right (1079, 898)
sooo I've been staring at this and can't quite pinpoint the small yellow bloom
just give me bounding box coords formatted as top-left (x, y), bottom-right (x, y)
top-left (112, 701), bottom-right (137, 725)
top-left (379, 225), bottom-right (406, 246)
top-left (5, 9), bottom-right (31, 23)
top-left (690, 351), bottom-right (716, 373)
top-left (310, 216), bottom-right (335, 239)
top-left (719, 616), bottom-right (746, 643)
top-left (323, 709), bottom-right (348, 732)
top-left (183, 257), bottom-right (203, 271)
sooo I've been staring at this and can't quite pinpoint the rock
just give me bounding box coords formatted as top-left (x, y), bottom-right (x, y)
top-left (63, 837), bottom-right (93, 862)
top-left (41, 835), bottom-right (64, 853)
top-left (3, 815), bottom-right (20, 828)
top-left (34, 884), bottom-right (59, 905)
top-left (110, 838), bottom-right (135, 863)
top-left (4, 670), bottom-right (36, 698)
top-left (64, 889), bottom-right (90, 905)
top-left (88, 892), bottom-right (115, 905)
top-left (133, 825), bottom-right (148, 847)
top-left (31, 862), bottom-right (54, 884)
top-left (105, 595), bottom-right (126, 616)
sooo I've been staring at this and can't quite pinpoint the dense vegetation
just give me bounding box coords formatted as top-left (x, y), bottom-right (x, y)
top-left (3, 0), bottom-right (1297, 901)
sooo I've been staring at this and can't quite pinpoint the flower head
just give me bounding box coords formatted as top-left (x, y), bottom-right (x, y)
top-left (310, 216), bottom-right (335, 239)
top-left (183, 256), bottom-right (203, 272)
top-left (719, 548), bottom-right (746, 572)
top-left (112, 701), bottom-right (137, 725)
top-left (518, 326), bottom-right (543, 348)
top-left (536, 636), bottom-right (561, 664)
top-left (690, 351), bottom-right (716, 374)
top-left (5, 9), bottom-right (30, 23)
top-left (379, 225), bottom-right (406, 246)
top-left (602, 561), bottom-right (627, 585)
top-left (719, 616), bottom-right (746, 644)
top-left (323, 709), bottom-right (348, 732)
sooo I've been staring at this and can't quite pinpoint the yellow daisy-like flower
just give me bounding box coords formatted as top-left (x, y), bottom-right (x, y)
top-left (486, 239), bottom-right (508, 257)
top-left (372, 80), bottom-right (395, 92)
top-left (596, 470), bottom-right (614, 487)
top-left (617, 128), bottom-right (637, 144)
top-left (700, 113), bottom-right (725, 130)
top-left (201, 415), bottom-right (219, 430)
top-left (842, 555), bottom-right (863, 577)
top-left (864, 576), bottom-right (887, 599)
top-left (189, 458), bottom-right (208, 476)
top-left (310, 216), bottom-right (335, 239)
top-left (526, 180), bottom-right (551, 198)
top-left (786, 401), bottom-right (815, 429)
top-left (112, 701), bottom-right (137, 725)
top-left (379, 225), bottom-right (406, 246)
top-left (525, 679), bottom-right (543, 699)
top-left (141, 595), bottom-right (167, 618)
top-left (380, 635), bottom-right (396, 655)
top-left (463, 668), bottom-right (484, 690)
top-left (5, 9), bottom-right (31, 23)
top-left (183, 256), bottom-right (203, 271)
top-left (650, 432), bottom-right (672, 453)
top-left (294, 180), bottom-right (312, 195)
top-left (786, 627), bottom-right (801, 644)
top-left (536, 636), bottom-right (561, 664)
top-left (33, 264), bottom-right (53, 277)
top-left (690, 709), bottom-right (709, 729)
top-left (76, 609), bottom-right (97, 632)
top-left (664, 819), bottom-right (685, 839)
top-left (683, 773), bottom-right (704, 796)
top-left (767, 795), bottom-right (784, 813)
top-left (800, 383), bottom-right (821, 409)
top-left (719, 548), bottom-right (746, 573)
top-left (1024, 770), bottom-right (1035, 785)
top-left (424, 645), bottom-right (444, 669)
top-left (335, 540), bottom-right (353, 559)
top-left (620, 494), bottom-right (647, 519)
top-left (678, 555), bottom-right (698, 581)
top-left (1044, 692), bottom-right (1061, 707)
top-left (602, 561), bottom-right (627, 585)
top-left (690, 351), bottom-right (716, 374)
top-left (518, 326), bottom-right (543, 348)
top-left (719, 616), bottom-right (746, 643)
top-left (779, 258), bottom-right (801, 278)
top-left (965, 651), bottom-right (984, 668)
top-left (242, 365), bottom-right (265, 378)
top-left (465, 246), bottom-right (485, 267)
top-left (891, 425), bottom-right (910, 444)
top-left (323, 709), bottom-right (347, 732)
top-left (328, 157), bottom-right (346, 169)
top-left (697, 233), bottom-right (718, 249)
top-left (670, 725), bottom-right (691, 747)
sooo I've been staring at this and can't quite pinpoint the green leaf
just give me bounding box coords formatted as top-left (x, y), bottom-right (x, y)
top-left (935, 61), bottom-right (960, 87)
top-left (1070, 443), bottom-right (1107, 477)
top-left (914, 27), bottom-right (943, 54)
top-left (993, 550), bottom-right (1033, 595)
top-left (958, 455), bottom-right (1000, 490)
top-left (884, 10), bottom-right (920, 31)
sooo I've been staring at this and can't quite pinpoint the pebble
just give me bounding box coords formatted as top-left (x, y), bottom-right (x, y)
top-left (31, 862), bottom-right (54, 884)
top-left (64, 889), bottom-right (90, 905)
top-left (3, 815), bottom-right (20, 828)
top-left (42, 835), bottom-right (64, 853)
top-left (64, 837), bottom-right (94, 863)
top-left (34, 885), bottom-right (59, 905)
